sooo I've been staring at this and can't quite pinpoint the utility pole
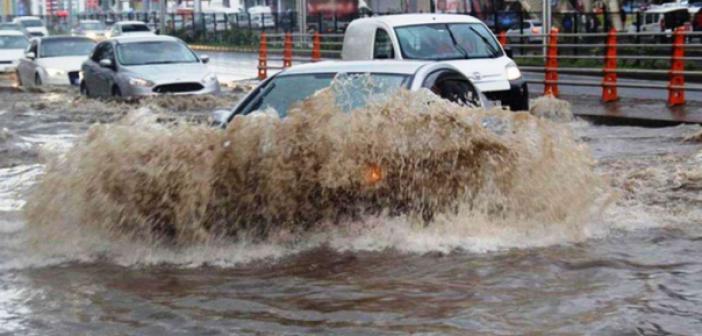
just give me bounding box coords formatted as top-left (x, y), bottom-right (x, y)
top-left (542, 0), bottom-right (550, 57)
top-left (298, 0), bottom-right (305, 34)
top-left (159, 0), bottom-right (166, 33)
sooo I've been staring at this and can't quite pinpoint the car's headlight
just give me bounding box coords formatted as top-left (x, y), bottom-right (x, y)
top-left (46, 68), bottom-right (66, 77)
top-left (202, 73), bottom-right (218, 84)
top-left (86, 32), bottom-right (97, 39)
top-left (129, 77), bottom-right (155, 87)
top-left (505, 63), bottom-right (522, 81)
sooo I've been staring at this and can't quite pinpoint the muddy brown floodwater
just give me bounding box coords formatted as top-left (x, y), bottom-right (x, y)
top-left (1, 80), bottom-right (702, 335)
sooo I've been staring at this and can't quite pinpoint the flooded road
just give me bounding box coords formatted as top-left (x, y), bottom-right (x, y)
top-left (1, 78), bottom-right (702, 335)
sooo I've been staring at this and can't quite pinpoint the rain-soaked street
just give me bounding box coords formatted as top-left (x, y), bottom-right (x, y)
top-left (1, 60), bottom-right (702, 336)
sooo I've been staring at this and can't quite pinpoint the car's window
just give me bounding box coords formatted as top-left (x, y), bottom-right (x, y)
top-left (240, 73), bottom-right (410, 117)
top-left (40, 38), bottom-right (95, 58)
top-left (0, 35), bottom-right (28, 49)
top-left (80, 21), bottom-right (105, 30)
top-left (373, 28), bottom-right (394, 59)
top-left (121, 24), bottom-right (150, 32)
top-left (395, 23), bottom-right (502, 60)
top-left (91, 42), bottom-right (107, 61)
top-left (116, 41), bottom-right (198, 66)
top-left (20, 19), bottom-right (43, 28)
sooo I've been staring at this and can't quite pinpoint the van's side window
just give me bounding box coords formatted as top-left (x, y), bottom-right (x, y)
top-left (373, 29), bottom-right (394, 59)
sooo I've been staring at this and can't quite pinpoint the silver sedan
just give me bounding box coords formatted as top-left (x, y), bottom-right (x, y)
top-left (80, 35), bottom-right (220, 98)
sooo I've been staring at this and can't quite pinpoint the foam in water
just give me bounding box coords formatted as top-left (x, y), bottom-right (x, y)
top-left (22, 88), bottom-right (611, 265)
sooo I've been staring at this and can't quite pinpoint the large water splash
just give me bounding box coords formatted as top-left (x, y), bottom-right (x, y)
top-left (23, 88), bottom-right (609, 263)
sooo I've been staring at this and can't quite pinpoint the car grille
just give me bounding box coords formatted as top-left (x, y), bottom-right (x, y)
top-left (68, 71), bottom-right (80, 86)
top-left (29, 32), bottom-right (44, 37)
top-left (153, 83), bottom-right (204, 94)
top-left (0, 61), bottom-right (11, 64)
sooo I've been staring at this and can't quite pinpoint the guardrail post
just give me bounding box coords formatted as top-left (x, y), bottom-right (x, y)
top-left (258, 32), bottom-right (268, 80)
top-left (602, 28), bottom-right (618, 102)
top-left (312, 32), bottom-right (321, 62)
top-left (544, 28), bottom-right (559, 97)
top-left (498, 31), bottom-right (507, 46)
top-left (283, 32), bottom-right (293, 68)
top-left (668, 27), bottom-right (686, 106)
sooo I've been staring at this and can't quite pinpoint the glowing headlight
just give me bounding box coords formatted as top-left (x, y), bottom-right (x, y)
top-left (505, 63), bottom-right (522, 81)
top-left (129, 77), bottom-right (155, 87)
top-left (46, 68), bottom-right (66, 77)
top-left (86, 32), bottom-right (97, 39)
top-left (202, 73), bottom-right (218, 84)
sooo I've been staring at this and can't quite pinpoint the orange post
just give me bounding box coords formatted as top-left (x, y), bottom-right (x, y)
top-left (544, 28), bottom-right (559, 97)
top-left (602, 28), bottom-right (619, 102)
top-left (258, 32), bottom-right (268, 80)
top-left (498, 31), bottom-right (507, 47)
top-left (668, 27), bottom-right (685, 106)
top-left (311, 32), bottom-right (321, 62)
top-left (283, 32), bottom-right (293, 68)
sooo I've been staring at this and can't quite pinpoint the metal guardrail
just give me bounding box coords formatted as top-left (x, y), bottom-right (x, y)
top-left (498, 28), bottom-right (701, 106)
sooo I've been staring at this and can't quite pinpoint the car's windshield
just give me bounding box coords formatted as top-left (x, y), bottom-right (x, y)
top-left (0, 35), bottom-right (28, 49)
top-left (241, 73), bottom-right (410, 117)
top-left (20, 19), bottom-right (43, 28)
top-left (121, 24), bottom-right (150, 32)
top-left (40, 38), bottom-right (95, 57)
top-left (116, 41), bottom-right (199, 66)
top-left (395, 23), bottom-right (502, 60)
top-left (80, 22), bottom-right (105, 30)
top-left (0, 23), bottom-right (22, 31)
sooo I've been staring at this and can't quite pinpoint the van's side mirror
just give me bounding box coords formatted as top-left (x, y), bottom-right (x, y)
top-left (504, 47), bottom-right (513, 59)
top-left (200, 55), bottom-right (210, 64)
top-left (99, 59), bottom-right (113, 68)
top-left (25, 51), bottom-right (35, 59)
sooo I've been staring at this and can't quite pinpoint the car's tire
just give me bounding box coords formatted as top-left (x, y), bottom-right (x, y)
top-left (34, 73), bottom-right (42, 86)
top-left (506, 85), bottom-right (529, 111)
top-left (112, 85), bottom-right (122, 98)
top-left (80, 80), bottom-right (89, 97)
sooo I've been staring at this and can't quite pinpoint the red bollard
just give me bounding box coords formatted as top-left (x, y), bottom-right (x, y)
top-left (602, 28), bottom-right (619, 102)
top-left (498, 31), bottom-right (507, 47)
top-left (258, 32), bottom-right (268, 80)
top-left (544, 28), bottom-right (559, 97)
top-left (668, 27), bottom-right (685, 106)
top-left (283, 32), bottom-right (293, 68)
top-left (311, 32), bottom-right (321, 62)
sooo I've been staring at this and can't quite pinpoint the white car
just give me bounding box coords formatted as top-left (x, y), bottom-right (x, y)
top-left (0, 30), bottom-right (28, 73)
top-left (12, 16), bottom-right (49, 37)
top-left (215, 60), bottom-right (485, 125)
top-left (106, 21), bottom-right (153, 38)
top-left (506, 19), bottom-right (543, 43)
top-left (16, 36), bottom-right (96, 86)
top-left (341, 14), bottom-right (528, 110)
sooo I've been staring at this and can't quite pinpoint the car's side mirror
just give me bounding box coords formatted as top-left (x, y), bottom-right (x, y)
top-left (504, 46), bottom-right (513, 59)
top-left (200, 55), bottom-right (210, 64)
top-left (99, 59), bottom-right (113, 68)
top-left (25, 51), bottom-right (35, 59)
top-left (211, 109), bottom-right (230, 127)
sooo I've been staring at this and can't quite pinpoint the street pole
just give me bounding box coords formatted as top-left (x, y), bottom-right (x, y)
top-left (298, 0), bottom-right (305, 34)
top-left (542, 0), bottom-right (550, 57)
top-left (159, 0), bottom-right (165, 33)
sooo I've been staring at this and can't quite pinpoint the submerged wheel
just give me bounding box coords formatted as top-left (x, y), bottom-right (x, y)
top-left (34, 73), bottom-right (42, 86)
top-left (112, 85), bottom-right (122, 98)
top-left (80, 80), bottom-right (89, 97)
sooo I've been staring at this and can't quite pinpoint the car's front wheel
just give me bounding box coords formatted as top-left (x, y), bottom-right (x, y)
top-left (34, 73), bottom-right (42, 86)
top-left (80, 80), bottom-right (89, 97)
top-left (112, 85), bottom-right (122, 98)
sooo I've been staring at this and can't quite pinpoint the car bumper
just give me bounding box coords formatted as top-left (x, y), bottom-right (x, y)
top-left (0, 64), bottom-right (16, 73)
top-left (124, 81), bottom-right (222, 97)
top-left (45, 71), bottom-right (81, 86)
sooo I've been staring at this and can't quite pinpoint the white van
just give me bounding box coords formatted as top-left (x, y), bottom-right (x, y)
top-left (237, 6), bottom-right (275, 28)
top-left (638, 4), bottom-right (691, 33)
top-left (342, 14), bottom-right (528, 110)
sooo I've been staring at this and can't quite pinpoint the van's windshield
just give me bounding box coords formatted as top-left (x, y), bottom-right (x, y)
top-left (395, 23), bottom-right (502, 60)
